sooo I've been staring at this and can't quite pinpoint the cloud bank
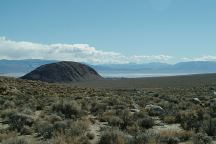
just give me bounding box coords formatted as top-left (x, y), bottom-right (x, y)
top-left (181, 55), bottom-right (216, 62)
top-left (0, 37), bottom-right (172, 64)
top-left (1, 37), bottom-right (215, 64)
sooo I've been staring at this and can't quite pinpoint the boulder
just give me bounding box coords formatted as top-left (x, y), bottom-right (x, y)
top-left (145, 104), bottom-right (165, 116)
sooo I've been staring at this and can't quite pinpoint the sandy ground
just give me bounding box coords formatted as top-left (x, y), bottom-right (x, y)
top-left (87, 115), bottom-right (108, 144)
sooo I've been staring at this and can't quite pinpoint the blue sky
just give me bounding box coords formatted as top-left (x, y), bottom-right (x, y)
top-left (0, 0), bottom-right (216, 64)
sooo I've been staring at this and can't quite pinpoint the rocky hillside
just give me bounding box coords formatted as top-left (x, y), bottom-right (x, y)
top-left (21, 61), bottom-right (103, 83)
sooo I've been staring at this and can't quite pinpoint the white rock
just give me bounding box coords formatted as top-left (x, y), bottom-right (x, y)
top-left (192, 98), bottom-right (201, 104)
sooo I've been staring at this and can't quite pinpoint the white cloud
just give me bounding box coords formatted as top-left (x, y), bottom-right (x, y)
top-left (130, 55), bottom-right (173, 64)
top-left (181, 55), bottom-right (216, 62)
top-left (0, 36), bottom-right (173, 64)
top-left (194, 55), bottom-right (216, 61)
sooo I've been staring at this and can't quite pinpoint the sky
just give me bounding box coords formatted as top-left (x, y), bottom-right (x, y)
top-left (0, 0), bottom-right (216, 64)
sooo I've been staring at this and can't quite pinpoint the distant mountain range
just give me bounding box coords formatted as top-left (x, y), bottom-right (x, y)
top-left (93, 61), bottom-right (216, 73)
top-left (1, 59), bottom-right (216, 77)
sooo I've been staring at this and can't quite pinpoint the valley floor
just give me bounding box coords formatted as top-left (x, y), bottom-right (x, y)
top-left (0, 75), bottom-right (216, 144)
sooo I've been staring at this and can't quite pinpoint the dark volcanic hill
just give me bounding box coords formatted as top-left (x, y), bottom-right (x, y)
top-left (21, 61), bottom-right (103, 82)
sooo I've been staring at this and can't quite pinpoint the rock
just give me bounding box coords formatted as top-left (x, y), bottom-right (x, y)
top-left (214, 91), bottom-right (216, 95)
top-left (192, 98), bottom-right (201, 104)
top-left (145, 104), bottom-right (165, 116)
top-left (21, 61), bottom-right (103, 83)
top-left (130, 109), bottom-right (140, 113)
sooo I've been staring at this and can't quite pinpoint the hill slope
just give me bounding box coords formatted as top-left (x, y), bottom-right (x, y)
top-left (21, 61), bottom-right (103, 82)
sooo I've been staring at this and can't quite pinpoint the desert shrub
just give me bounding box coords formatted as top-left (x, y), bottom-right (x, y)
top-left (2, 137), bottom-right (28, 144)
top-left (177, 110), bottom-right (203, 131)
top-left (86, 132), bottom-right (95, 140)
top-left (209, 100), bottom-right (216, 117)
top-left (91, 102), bottom-right (107, 114)
top-left (203, 116), bottom-right (216, 136)
top-left (160, 130), bottom-right (192, 141)
top-left (192, 132), bottom-right (212, 144)
top-left (159, 130), bottom-right (192, 143)
top-left (53, 132), bottom-right (89, 144)
top-left (53, 121), bottom-right (68, 132)
top-left (45, 114), bottom-right (62, 124)
top-left (81, 99), bottom-right (91, 111)
top-left (165, 137), bottom-right (180, 144)
top-left (133, 111), bottom-right (148, 119)
top-left (120, 109), bottom-right (133, 130)
top-left (109, 116), bottom-right (123, 127)
top-left (99, 129), bottom-right (126, 144)
top-left (178, 131), bottom-right (193, 141)
top-left (35, 121), bottom-right (54, 139)
top-left (100, 111), bottom-right (123, 127)
top-left (52, 120), bottom-right (90, 144)
top-left (135, 131), bottom-right (159, 144)
top-left (138, 117), bottom-right (154, 129)
top-left (2, 100), bottom-right (15, 109)
top-left (99, 111), bottom-right (116, 122)
top-left (7, 112), bottom-right (34, 133)
top-left (127, 123), bottom-right (139, 135)
top-left (21, 107), bottom-right (33, 115)
top-left (21, 126), bottom-right (33, 135)
top-left (52, 100), bottom-right (81, 119)
top-left (0, 85), bottom-right (9, 95)
top-left (67, 120), bottom-right (89, 136)
top-left (163, 115), bottom-right (176, 124)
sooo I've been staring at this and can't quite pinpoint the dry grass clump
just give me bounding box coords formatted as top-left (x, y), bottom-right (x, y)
top-left (192, 132), bottom-right (212, 144)
top-left (159, 130), bottom-right (192, 143)
top-left (135, 130), bottom-right (159, 144)
top-left (99, 129), bottom-right (129, 144)
top-left (162, 115), bottom-right (176, 124)
top-left (53, 131), bottom-right (89, 144)
top-left (34, 119), bottom-right (90, 140)
top-left (1, 137), bottom-right (29, 144)
top-left (0, 132), bottom-right (18, 143)
top-left (52, 100), bottom-right (82, 119)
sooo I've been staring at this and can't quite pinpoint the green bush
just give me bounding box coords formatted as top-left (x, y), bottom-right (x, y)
top-left (7, 112), bottom-right (34, 133)
top-left (138, 117), bottom-right (154, 129)
top-left (53, 121), bottom-right (68, 132)
top-left (203, 116), bottom-right (216, 136)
